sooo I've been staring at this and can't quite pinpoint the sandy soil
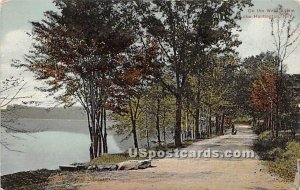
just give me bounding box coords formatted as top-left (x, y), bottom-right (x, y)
top-left (81, 159), bottom-right (289, 190)
top-left (49, 125), bottom-right (291, 190)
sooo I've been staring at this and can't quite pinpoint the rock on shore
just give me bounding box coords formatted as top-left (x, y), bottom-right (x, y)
top-left (117, 159), bottom-right (152, 170)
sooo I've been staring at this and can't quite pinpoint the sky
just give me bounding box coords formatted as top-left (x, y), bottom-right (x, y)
top-left (0, 0), bottom-right (300, 106)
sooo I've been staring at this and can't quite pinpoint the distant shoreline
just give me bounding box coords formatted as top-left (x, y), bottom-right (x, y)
top-left (2, 105), bottom-right (87, 120)
top-left (17, 118), bottom-right (88, 121)
top-left (2, 118), bottom-right (91, 134)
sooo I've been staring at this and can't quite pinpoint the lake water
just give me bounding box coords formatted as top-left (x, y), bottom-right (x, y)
top-left (0, 119), bottom-right (130, 175)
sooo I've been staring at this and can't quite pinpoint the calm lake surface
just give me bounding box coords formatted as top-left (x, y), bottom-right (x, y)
top-left (0, 118), bottom-right (128, 175)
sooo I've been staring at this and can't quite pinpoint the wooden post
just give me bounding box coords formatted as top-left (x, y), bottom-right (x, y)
top-left (294, 159), bottom-right (300, 190)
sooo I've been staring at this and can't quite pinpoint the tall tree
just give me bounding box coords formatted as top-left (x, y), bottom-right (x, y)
top-left (251, 72), bottom-right (277, 136)
top-left (15, 0), bottom-right (147, 159)
top-left (234, 52), bottom-right (278, 121)
top-left (112, 37), bottom-right (161, 149)
top-left (197, 55), bottom-right (237, 136)
top-left (270, 5), bottom-right (300, 137)
top-left (138, 0), bottom-right (251, 146)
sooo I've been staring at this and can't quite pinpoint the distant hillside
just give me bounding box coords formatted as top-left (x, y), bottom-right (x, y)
top-left (2, 105), bottom-right (87, 120)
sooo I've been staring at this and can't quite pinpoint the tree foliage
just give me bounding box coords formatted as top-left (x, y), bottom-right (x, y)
top-left (137, 0), bottom-right (252, 146)
top-left (17, 0), bottom-right (160, 158)
top-left (251, 73), bottom-right (277, 113)
top-left (12, 0), bottom-right (276, 155)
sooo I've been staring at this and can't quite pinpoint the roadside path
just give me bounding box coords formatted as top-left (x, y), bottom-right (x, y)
top-left (65, 125), bottom-right (291, 190)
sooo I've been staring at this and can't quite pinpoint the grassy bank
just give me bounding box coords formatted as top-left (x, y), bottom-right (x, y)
top-left (89, 153), bottom-right (144, 165)
top-left (253, 130), bottom-right (300, 181)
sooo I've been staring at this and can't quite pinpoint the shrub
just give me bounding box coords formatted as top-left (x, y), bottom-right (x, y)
top-left (268, 141), bottom-right (300, 181)
top-left (233, 117), bottom-right (252, 124)
top-left (253, 131), bottom-right (289, 160)
top-left (253, 130), bottom-right (300, 182)
top-left (252, 124), bottom-right (266, 135)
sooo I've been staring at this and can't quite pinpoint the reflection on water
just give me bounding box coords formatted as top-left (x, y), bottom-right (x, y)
top-left (1, 129), bottom-right (122, 175)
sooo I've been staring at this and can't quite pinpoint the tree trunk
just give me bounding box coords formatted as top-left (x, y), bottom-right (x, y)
top-left (162, 109), bottom-right (166, 146)
top-left (208, 107), bottom-right (212, 137)
top-left (275, 65), bottom-right (281, 138)
top-left (85, 81), bottom-right (103, 160)
top-left (220, 113), bottom-right (225, 135)
top-left (132, 119), bottom-right (139, 149)
top-left (129, 99), bottom-right (139, 149)
top-left (268, 115), bottom-right (275, 137)
top-left (90, 107), bottom-right (102, 159)
top-left (90, 128), bottom-right (101, 159)
top-left (174, 95), bottom-right (182, 147)
top-left (252, 116), bottom-right (256, 127)
top-left (195, 82), bottom-right (201, 139)
top-left (275, 113), bottom-right (279, 138)
top-left (195, 108), bottom-right (200, 139)
top-left (156, 98), bottom-right (161, 147)
top-left (270, 102), bottom-right (275, 138)
top-left (103, 107), bottom-right (108, 153)
top-left (268, 117), bottom-right (270, 131)
top-left (185, 111), bottom-right (188, 140)
top-left (87, 112), bottom-right (95, 160)
top-left (97, 128), bottom-right (102, 157)
top-left (215, 114), bottom-right (219, 135)
top-left (98, 109), bottom-right (103, 155)
top-left (145, 112), bottom-right (150, 149)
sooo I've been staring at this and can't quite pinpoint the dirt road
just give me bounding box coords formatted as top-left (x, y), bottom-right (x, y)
top-left (66, 125), bottom-right (291, 190)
